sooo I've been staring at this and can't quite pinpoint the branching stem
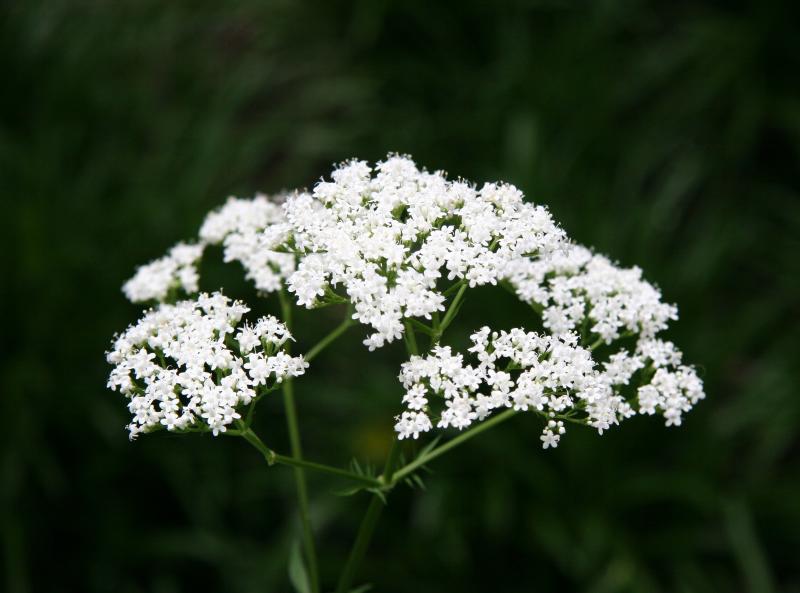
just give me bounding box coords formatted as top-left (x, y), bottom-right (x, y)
top-left (432, 281), bottom-right (468, 343)
top-left (335, 440), bottom-right (402, 593)
top-left (391, 408), bottom-right (517, 483)
top-left (235, 426), bottom-right (381, 486)
top-left (403, 320), bottom-right (419, 355)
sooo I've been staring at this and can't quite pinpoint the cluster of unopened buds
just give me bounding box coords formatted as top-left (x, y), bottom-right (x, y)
top-left (109, 154), bottom-right (704, 447)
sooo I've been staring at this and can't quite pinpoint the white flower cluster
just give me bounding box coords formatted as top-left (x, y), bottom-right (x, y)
top-left (507, 244), bottom-right (678, 343)
top-left (115, 154), bottom-right (704, 448)
top-left (124, 196), bottom-right (296, 304)
top-left (122, 156), bottom-right (566, 350)
top-left (107, 292), bottom-right (308, 439)
top-left (635, 338), bottom-right (704, 426)
top-left (123, 243), bottom-right (203, 303)
top-left (282, 156), bottom-right (566, 349)
top-left (394, 327), bottom-right (703, 447)
top-left (199, 195), bottom-right (296, 293)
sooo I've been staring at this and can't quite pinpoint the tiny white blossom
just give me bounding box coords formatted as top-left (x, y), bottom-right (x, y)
top-left (394, 411), bottom-right (434, 440)
top-left (541, 420), bottom-right (566, 449)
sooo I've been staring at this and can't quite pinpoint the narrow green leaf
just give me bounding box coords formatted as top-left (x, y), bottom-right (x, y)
top-left (367, 488), bottom-right (387, 504)
top-left (333, 484), bottom-right (367, 497)
top-left (418, 435), bottom-right (442, 458)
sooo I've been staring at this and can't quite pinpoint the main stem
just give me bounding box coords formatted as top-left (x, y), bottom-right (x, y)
top-left (236, 425), bottom-right (382, 486)
top-left (334, 321), bottom-right (421, 593)
top-left (279, 290), bottom-right (320, 593)
top-left (241, 283), bottom-right (513, 591)
top-left (335, 440), bottom-right (402, 593)
top-left (335, 285), bottom-right (474, 590)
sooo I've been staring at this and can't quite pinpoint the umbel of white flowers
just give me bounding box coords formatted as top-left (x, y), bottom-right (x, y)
top-left (107, 293), bottom-right (308, 438)
top-left (394, 328), bottom-right (703, 445)
top-left (110, 155), bottom-right (704, 446)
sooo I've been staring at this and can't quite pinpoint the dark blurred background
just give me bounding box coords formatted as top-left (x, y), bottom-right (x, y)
top-left (3, 1), bottom-right (799, 592)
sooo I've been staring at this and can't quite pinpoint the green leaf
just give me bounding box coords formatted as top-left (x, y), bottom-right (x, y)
top-left (367, 487), bottom-right (387, 504)
top-left (349, 457), bottom-right (363, 474)
top-left (418, 435), bottom-right (442, 458)
top-left (333, 484), bottom-right (368, 497)
top-left (288, 540), bottom-right (311, 593)
top-left (402, 473), bottom-right (427, 491)
top-left (348, 584), bottom-right (373, 593)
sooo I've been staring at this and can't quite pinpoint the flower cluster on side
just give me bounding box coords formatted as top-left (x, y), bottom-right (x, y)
top-left (394, 327), bottom-right (704, 447)
top-left (124, 195), bottom-right (296, 305)
top-left (199, 195), bottom-right (296, 293)
top-left (107, 292), bottom-right (308, 439)
top-left (282, 156), bottom-right (567, 349)
top-left (123, 243), bottom-right (204, 303)
top-left (507, 244), bottom-right (678, 343)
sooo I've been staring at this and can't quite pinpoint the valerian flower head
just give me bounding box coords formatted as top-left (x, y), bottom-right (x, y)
top-left (395, 327), bottom-right (703, 447)
top-left (281, 155), bottom-right (567, 349)
top-left (112, 154), bottom-right (704, 449)
top-left (199, 195), bottom-right (296, 293)
top-left (122, 195), bottom-right (295, 304)
top-left (107, 292), bottom-right (307, 439)
top-left (506, 244), bottom-right (678, 342)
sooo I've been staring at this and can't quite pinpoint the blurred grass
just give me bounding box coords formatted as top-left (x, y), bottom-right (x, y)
top-left (2, 0), bottom-right (799, 591)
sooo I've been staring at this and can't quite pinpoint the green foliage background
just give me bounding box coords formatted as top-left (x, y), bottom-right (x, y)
top-left (2, 1), bottom-right (799, 591)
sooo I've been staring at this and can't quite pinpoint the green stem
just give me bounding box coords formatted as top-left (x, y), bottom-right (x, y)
top-left (305, 304), bottom-right (354, 362)
top-left (554, 413), bottom-right (586, 427)
top-left (442, 278), bottom-right (466, 297)
top-left (406, 318), bottom-right (434, 336)
top-left (279, 290), bottom-right (320, 593)
top-left (276, 452), bottom-right (380, 485)
top-left (335, 288), bottom-right (473, 592)
top-left (235, 426), bottom-right (382, 486)
top-left (335, 440), bottom-right (402, 593)
top-left (441, 282), bottom-right (467, 330)
top-left (391, 409), bottom-right (517, 484)
top-left (335, 316), bottom-right (418, 593)
top-left (588, 337), bottom-right (604, 351)
top-left (272, 454), bottom-right (380, 487)
top-left (237, 424), bottom-right (276, 464)
top-left (336, 497), bottom-right (383, 593)
top-left (432, 282), bottom-right (468, 343)
top-left (244, 384), bottom-right (280, 427)
top-left (402, 320), bottom-right (419, 355)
